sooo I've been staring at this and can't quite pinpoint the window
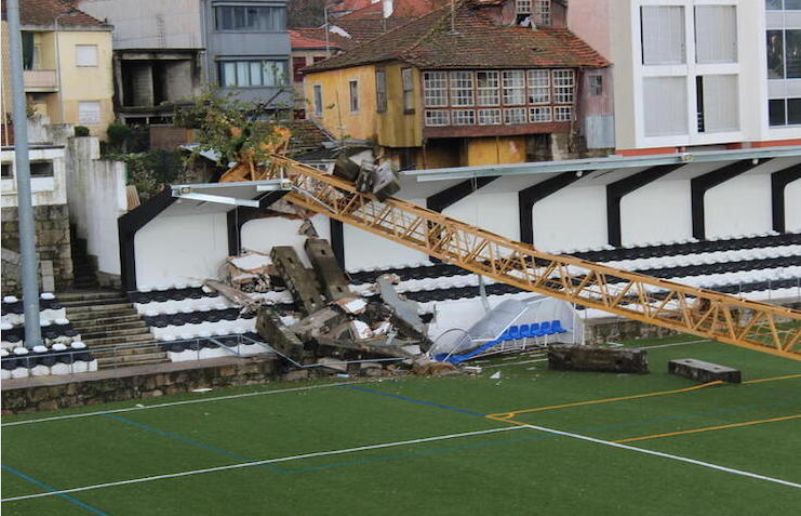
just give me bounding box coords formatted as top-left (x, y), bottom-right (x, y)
top-left (502, 70), bottom-right (525, 105)
top-left (376, 69), bottom-right (387, 113)
top-left (516, 0), bottom-right (532, 15)
top-left (423, 71), bottom-right (448, 107)
top-left (75, 45), bottom-right (98, 67)
top-left (218, 60), bottom-right (288, 87)
top-left (1, 163), bottom-right (11, 178)
top-left (349, 80), bottom-right (359, 112)
top-left (478, 108), bottom-right (502, 125)
top-left (449, 71), bottom-right (474, 106)
top-left (215, 6), bottom-right (286, 31)
top-left (554, 106), bottom-right (573, 122)
top-left (589, 75), bottom-right (603, 96)
top-left (30, 161), bottom-right (54, 177)
top-left (425, 110), bottom-right (449, 127)
top-left (477, 71), bottom-right (500, 106)
top-left (552, 69), bottom-right (575, 104)
top-left (641, 6), bottom-right (685, 65)
top-left (78, 101), bottom-right (101, 125)
top-left (767, 31), bottom-right (784, 79)
top-left (292, 57), bottom-right (306, 83)
top-left (527, 70), bottom-right (549, 104)
top-left (503, 107), bottom-right (527, 125)
top-left (533, 0), bottom-right (551, 26)
top-left (643, 77), bottom-right (687, 136)
top-left (697, 75), bottom-right (739, 133)
top-left (695, 6), bottom-right (737, 64)
top-left (452, 109), bottom-right (476, 125)
top-left (769, 98), bottom-right (801, 126)
top-left (768, 0), bottom-right (801, 9)
top-left (313, 84), bottom-right (323, 117)
top-left (530, 106), bottom-right (552, 122)
top-left (402, 68), bottom-right (415, 112)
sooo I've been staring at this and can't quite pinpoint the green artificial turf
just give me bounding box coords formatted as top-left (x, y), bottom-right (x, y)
top-left (2, 336), bottom-right (800, 515)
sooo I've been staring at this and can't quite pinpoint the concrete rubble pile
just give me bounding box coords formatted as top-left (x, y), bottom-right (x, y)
top-left (208, 149), bottom-right (455, 376)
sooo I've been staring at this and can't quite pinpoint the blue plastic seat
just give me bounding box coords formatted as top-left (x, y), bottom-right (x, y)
top-left (507, 326), bottom-right (520, 341)
top-left (539, 321), bottom-right (551, 335)
top-left (551, 320), bottom-right (566, 334)
top-left (529, 322), bottom-right (540, 336)
top-left (518, 324), bottom-right (530, 339)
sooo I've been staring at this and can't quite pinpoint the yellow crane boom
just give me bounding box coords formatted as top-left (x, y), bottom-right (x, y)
top-left (224, 155), bottom-right (801, 361)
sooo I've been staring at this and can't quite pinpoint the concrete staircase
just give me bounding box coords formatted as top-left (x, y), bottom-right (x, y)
top-left (60, 290), bottom-right (168, 369)
top-left (70, 229), bottom-right (100, 290)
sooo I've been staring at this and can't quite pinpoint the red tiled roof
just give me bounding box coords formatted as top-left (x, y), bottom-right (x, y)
top-left (342, 0), bottom-right (445, 19)
top-left (16, 0), bottom-right (108, 28)
top-left (307, 1), bottom-right (609, 73)
top-left (328, 0), bottom-right (375, 15)
top-left (290, 28), bottom-right (351, 51)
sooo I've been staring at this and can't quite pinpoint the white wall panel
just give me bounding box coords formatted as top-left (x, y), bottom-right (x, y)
top-left (621, 179), bottom-right (692, 246)
top-left (443, 191), bottom-right (520, 240)
top-left (135, 212), bottom-right (229, 289)
top-left (705, 173), bottom-right (772, 238)
top-left (241, 215), bottom-right (332, 268)
top-left (532, 186), bottom-right (607, 252)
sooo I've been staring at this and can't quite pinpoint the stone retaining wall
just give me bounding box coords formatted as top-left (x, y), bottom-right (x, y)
top-left (2, 357), bottom-right (279, 414)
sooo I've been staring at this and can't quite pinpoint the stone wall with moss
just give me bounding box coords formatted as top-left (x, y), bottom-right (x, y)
top-left (1, 204), bottom-right (73, 294)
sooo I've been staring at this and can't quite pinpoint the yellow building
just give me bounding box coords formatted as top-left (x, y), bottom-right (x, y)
top-left (2, 0), bottom-right (114, 139)
top-left (303, 0), bottom-right (609, 169)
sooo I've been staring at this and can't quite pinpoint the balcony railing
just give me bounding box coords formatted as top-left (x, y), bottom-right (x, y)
top-left (23, 69), bottom-right (58, 91)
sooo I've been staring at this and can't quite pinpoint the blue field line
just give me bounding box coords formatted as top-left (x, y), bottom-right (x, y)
top-left (344, 385), bottom-right (486, 417)
top-left (103, 414), bottom-right (287, 473)
top-left (1, 464), bottom-right (108, 515)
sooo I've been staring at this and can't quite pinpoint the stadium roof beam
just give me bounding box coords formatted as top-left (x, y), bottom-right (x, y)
top-left (518, 171), bottom-right (592, 245)
top-left (771, 164), bottom-right (801, 233)
top-left (405, 146), bottom-right (801, 183)
top-left (691, 159), bottom-right (769, 240)
top-left (606, 164), bottom-right (684, 247)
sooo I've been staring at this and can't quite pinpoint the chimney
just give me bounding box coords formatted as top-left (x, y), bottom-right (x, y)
top-left (382, 0), bottom-right (394, 18)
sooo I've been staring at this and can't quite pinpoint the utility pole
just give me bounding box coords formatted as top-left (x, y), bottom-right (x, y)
top-left (7, 0), bottom-right (42, 348)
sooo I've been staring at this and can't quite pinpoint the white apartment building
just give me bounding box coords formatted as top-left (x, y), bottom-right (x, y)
top-left (568, 0), bottom-right (801, 153)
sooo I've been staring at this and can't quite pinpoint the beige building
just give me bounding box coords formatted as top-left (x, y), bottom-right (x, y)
top-left (2, 0), bottom-right (114, 139)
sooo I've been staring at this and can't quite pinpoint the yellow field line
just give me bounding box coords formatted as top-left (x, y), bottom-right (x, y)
top-left (488, 381), bottom-right (724, 420)
top-left (742, 373), bottom-right (801, 385)
top-left (614, 413), bottom-right (801, 444)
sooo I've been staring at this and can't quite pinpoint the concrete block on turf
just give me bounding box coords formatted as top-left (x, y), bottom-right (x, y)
top-left (668, 358), bottom-right (741, 384)
top-left (548, 345), bottom-right (649, 373)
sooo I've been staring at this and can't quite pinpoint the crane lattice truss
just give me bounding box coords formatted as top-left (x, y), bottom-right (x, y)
top-left (233, 157), bottom-right (801, 360)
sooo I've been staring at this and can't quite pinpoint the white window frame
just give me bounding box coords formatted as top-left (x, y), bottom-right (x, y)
top-left (527, 69), bottom-right (550, 104)
top-left (530, 106), bottom-right (552, 123)
top-left (423, 71), bottom-right (448, 107)
top-left (478, 108), bottom-right (502, 125)
top-left (452, 109), bottom-right (476, 126)
top-left (554, 105), bottom-right (574, 122)
top-left (425, 110), bottom-right (450, 127)
top-left (503, 107), bottom-right (527, 125)
top-left (552, 69), bottom-right (575, 104)
top-left (502, 70), bottom-right (525, 106)
top-left (449, 71), bottom-right (475, 107)
top-left (75, 44), bottom-right (98, 67)
top-left (477, 71), bottom-right (500, 106)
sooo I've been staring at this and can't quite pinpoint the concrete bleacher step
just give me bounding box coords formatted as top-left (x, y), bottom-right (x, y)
top-left (79, 326), bottom-right (152, 340)
top-left (64, 301), bottom-right (133, 312)
top-left (96, 351), bottom-right (168, 370)
top-left (57, 290), bottom-right (127, 303)
top-left (82, 334), bottom-right (155, 347)
top-left (68, 309), bottom-right (140, 323)
top-left (71, 320), bottom-right (148, 334)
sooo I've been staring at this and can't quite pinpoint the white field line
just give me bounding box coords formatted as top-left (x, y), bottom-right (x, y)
top-left (1, 380), bottom-right (382, 428)
top-left (0, 426), bottom-right (526, 503)
top-left (514, 422), bottom-right (801, 490)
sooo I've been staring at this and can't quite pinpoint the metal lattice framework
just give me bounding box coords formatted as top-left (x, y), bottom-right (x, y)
top-left (230, 157), bottom-right (801, 360)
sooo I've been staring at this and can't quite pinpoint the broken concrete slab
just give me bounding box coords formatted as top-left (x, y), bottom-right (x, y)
top-left (316, 357), bottom-right (348, 373)
top-left (270, 246), bottom-right (326, 315)
top-left (304, 238), bottom-right (351, 301)
top-left (376, 275), bottom-right (431, 350)
top-left (290, 307), bottom-right (348, 342)
top-left (256, 307), bottom-right (306, 362)
top-left (204, 279), bottom-right (260, 311)
top-left (668, 358), bottom-right (741, 384)
top-left (547, 345), bottom-right (648, 374)
top-left (412, 357), bottom-right (459, 376)
top-left (372, 161), bottom-right (400, 201)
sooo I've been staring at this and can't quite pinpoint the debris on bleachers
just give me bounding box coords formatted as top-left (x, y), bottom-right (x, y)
top-left (221, 251), bottom-right (273, 293)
